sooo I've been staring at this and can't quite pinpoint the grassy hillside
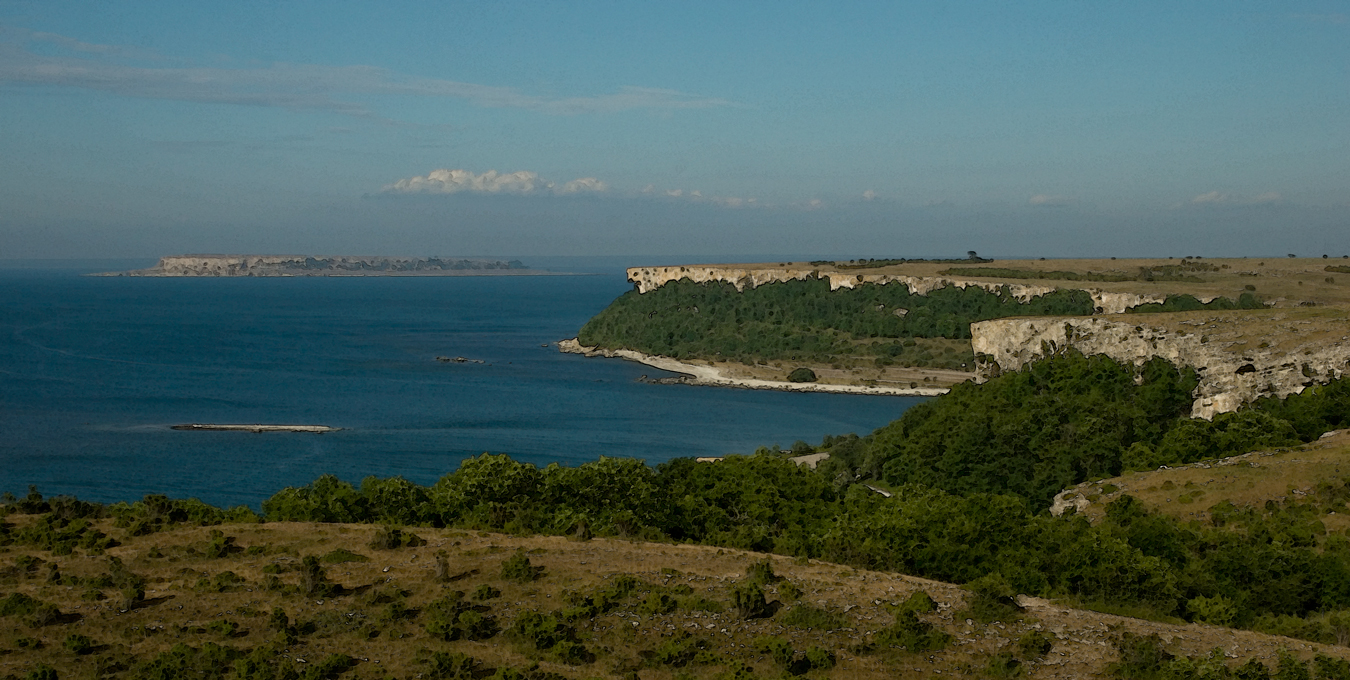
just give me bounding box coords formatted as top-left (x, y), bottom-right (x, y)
top-left (1060, 429), bottom-right (1350, 530)
top-left (4, 517), bottom-right (1349, 680)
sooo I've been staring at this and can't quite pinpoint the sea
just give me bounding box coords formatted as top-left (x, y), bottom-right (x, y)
top-left (0, 258), bottom-right (921, 509)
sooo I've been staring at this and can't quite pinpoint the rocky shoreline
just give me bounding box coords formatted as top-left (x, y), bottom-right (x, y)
top-left (557, 339), bottom-right (949, 397)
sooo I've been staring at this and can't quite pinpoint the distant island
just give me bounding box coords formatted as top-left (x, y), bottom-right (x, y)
top-left (95, 255), bottom-right (551, 277)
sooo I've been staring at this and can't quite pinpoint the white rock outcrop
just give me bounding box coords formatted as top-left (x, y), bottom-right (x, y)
top-left (626, 266), bottom-right (1169, 314)
top-left (971, 317), bottom-right (1350, 419)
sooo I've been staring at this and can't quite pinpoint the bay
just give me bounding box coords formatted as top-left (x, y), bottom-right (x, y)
top-left (0, 259), bottom-right (920, 509)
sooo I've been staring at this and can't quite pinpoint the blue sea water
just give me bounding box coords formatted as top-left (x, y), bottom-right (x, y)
top-left (0, 260), bottom-right (920, 509)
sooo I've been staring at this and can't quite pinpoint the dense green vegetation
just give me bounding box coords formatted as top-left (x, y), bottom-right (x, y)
top-left (578, 277), bottom-right (1094, 368)
top-left (1124, 292), bottom-right (1265, 314)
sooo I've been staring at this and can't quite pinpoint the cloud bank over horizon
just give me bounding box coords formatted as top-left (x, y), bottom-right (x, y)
top-left (382, 169), bottom-right (608, 196)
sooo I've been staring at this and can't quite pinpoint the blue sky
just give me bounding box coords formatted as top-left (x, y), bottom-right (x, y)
top-left (1, 1), bottom-right (1347, 260)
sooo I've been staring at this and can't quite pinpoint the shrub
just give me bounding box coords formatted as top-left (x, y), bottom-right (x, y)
top-left (963, 573), bottom-right (1022, 623)
top-left (1109, 633), bottom-right (1172, 679)
top-left (134, 643), bottom-right (241, 680)
top-left (508, 611), bottom-right (592, 664)
top-left (320, 548), bottom-right (369, 564)
top-left (1276, 650), bottom-right (1310, 680)
top-left (1188, 594), bottom-right (1238, 626)
top-left (63, 633), bottom-right (96, 654)
top-left (638, 592), bottom-right (677, 616)
top-left (368, 525), bottom-right (426, 550)
top-left (781, 603), bottom-right (846, 630)
top-left (501, 551), bottom-right (543, 582)
top-left (424, 592), bottom-right (498, 641)
top-left (22, 601), bottom-right (62, 628)
top-left (804, 647), bottom-right (836, 670)
top-left (872, 609), bottom-right (950, 652)
top-left (204, 530), bottom-right (236, 558)
top-left (426, 651), bottom-right (479, 679)
top-left (744, 558), bottom-right (777, 585)
top-left (205, 619), bottom-right (239, 637)
top-left (1016, 630), bottom-right (1053, 660)
top-left (472, 584), bottom-right (501, 601)
top-left (731, 582), bottom-right (770, 619)
top-left (24, 665), bottom-right (57, 680)
top-left (778, 581), bottom-right (803, 601)
top-left (900, 590), bottom-right (938, 613)
top-left (0, 592), bottom-right (43, 617)
top-left (647, 633), bottom-right (713, 667)
top-left (787, 368), bottom-right (817, 383)
top-left (754, 635), bottom-right (795, 668)
top-left (300, 556), bottom-right (334, 597)
top-left (299, 653), bottom-right (352, 680)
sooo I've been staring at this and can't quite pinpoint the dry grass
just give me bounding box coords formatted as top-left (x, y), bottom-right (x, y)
top-left (1062, 430), bottom-right (1350, 531)
top-left (750, 257), bottom-right (1350, 310)
top-left (5, 519), bottom-right (1350, 679)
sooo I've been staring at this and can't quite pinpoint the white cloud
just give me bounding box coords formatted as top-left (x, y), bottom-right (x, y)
top-left (1029, 193), bottom-right (1072, 206)
top-left (862, 190), bottom-right (877, 201)
top-left (557, 177), bottom-right (608, 194)
top-left (637, 185), bottom-right (764, 208)
top-left (0, 30), bottom-right (731, 120)
top-left (382, 168), bottom-right (607, 196)
top-left (1177, 190), bottom-right (1289, 209)
top-left (1190, 190), bottom-right (1228, 205)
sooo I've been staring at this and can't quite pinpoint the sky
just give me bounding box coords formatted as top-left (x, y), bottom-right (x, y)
top-left (0, 1), bottom-right (1347, 261)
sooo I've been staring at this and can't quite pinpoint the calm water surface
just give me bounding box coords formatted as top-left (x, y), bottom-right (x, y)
top-left (0, 262), bottom-right (920, 508)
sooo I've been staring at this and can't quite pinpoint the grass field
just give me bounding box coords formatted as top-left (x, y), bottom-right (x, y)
top-left (4, 514), bottom-right (1350, 679)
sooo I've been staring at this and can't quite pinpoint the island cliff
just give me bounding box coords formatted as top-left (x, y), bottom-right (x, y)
top-left (104, 255), bottom-right (536, 277)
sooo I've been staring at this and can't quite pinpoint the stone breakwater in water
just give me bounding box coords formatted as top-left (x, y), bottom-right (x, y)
top-left (626, 265), bottom-right (1181, 314)
top-left (971, 317), bottom-right (1350, 419)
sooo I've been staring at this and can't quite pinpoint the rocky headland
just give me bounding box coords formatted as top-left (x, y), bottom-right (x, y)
top-left (98, 255), bottom-right (546, 277)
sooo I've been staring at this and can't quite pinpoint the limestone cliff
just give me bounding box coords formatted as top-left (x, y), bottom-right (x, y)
top-left (971, 315), bottom-right (1350, 419)
top-left (626, 265), bottom-right (1172, 314)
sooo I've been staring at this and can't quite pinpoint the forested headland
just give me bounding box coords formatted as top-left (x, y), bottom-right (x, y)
top-left (576, 277), bottom-right (1262, 372)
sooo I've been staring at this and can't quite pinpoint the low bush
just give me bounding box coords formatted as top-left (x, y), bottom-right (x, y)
top-left (508, 611), bottom-right (592, 664)
top-left (319, 548), bottom-right (368, 564)
top-left (872, 608), bottom-right (951, 652)
top-left (781, 603), bottom-right (846, 630)
top-left (500, 551), bottom-right (543, 582)
top-left (731, 582), bottom-right (770, 619)
top-left (424, 592), bottom-right (498, 641)
top-left (63, 632), bottom-right (96, 654)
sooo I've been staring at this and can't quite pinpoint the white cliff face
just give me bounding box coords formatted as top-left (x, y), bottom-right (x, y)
top-left (971, 317), bottom-right (1350, 419)
top-left (121, 255), bottom-right (526, 276)
top-left (152, 256), bottom-right (305, 276)
top-left (625, 266), bottom-right (1170, 313)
